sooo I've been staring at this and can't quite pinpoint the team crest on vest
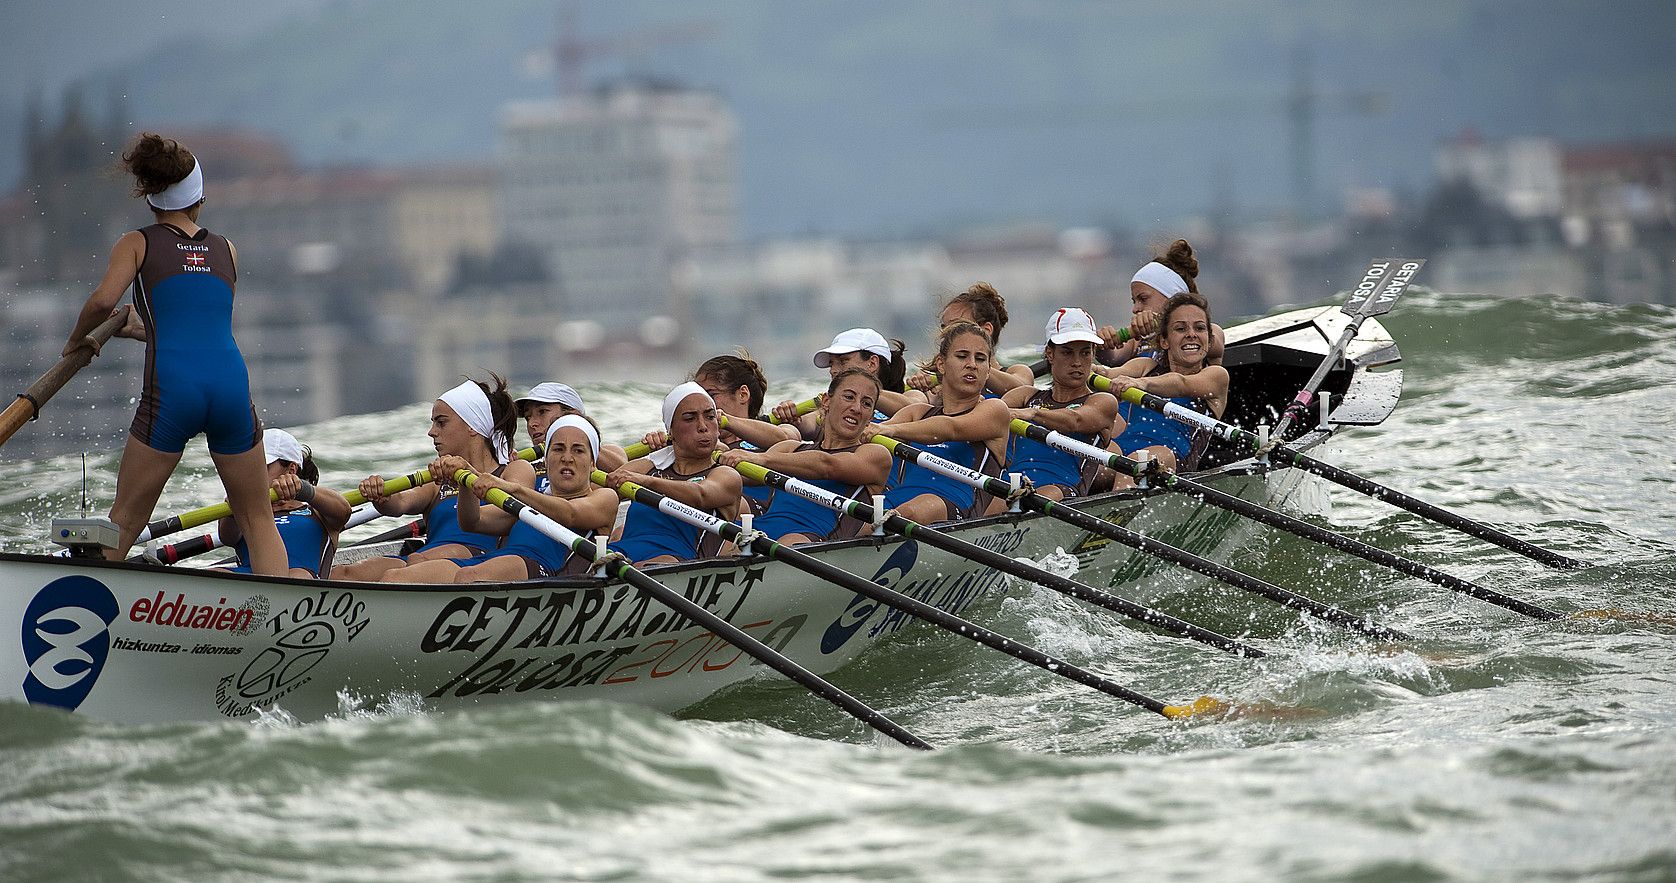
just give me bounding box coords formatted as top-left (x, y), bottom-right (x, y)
top-left (20, 576), bottom-right (120, 711)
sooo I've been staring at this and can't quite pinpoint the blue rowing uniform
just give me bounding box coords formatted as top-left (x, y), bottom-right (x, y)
top-left (613, 462), bottom-right (721, 562)
top-left (883, 404), bottom-right (1000, 522)
top-left (1114, 367), bottom-right (1212, 464)
top-left (231, 505), bottom-right (332, 577)
top-left (130, 223), bottom-right (259, 455)
top-left (454, 521), bottom-right (586, 579)
top-left (413, 465), bottom-right (507, 556)
top-left (729, 438), bottom-right (773, 516)
top-left (753, 442), bottom-right (868, 541)
top-left (1008, 388), bottom-right (1106, 496)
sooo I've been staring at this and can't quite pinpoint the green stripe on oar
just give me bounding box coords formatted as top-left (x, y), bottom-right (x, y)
top-left (1, 309), bottom-right (128, 448)
top-left (1011, 418), bottom-right (1560, 623)
top-left (1095, 375), bottom-right (1588, 571)
top-left (443, 464), bottom-right (932, 749)
top-left (709, 459), bottom-right (1230, 720)
top-left (879, 430), bottom-right (1405, 642)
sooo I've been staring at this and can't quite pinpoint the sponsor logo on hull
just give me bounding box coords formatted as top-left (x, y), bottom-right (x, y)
top-left (21, 576), bottom-right (119, 711)
top-left (217, 590), bottom-right (368, 718)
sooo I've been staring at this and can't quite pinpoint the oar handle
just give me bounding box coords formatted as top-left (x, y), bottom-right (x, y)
top-left (0, 309), bottom-right (129, 448)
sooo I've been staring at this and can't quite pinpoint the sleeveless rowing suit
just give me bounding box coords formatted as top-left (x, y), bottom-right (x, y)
top-left (728, 437), bottom-right (774, 517)
top-left (883, 404), bottom-right (1000, 522)
top-left (1007, 388), bottom-right (1107, 497)
top-left (409, 464), bottom-right (509, 557)
top-left (230, 505), bottom-right (333, 577)
top-left (613, 462), bottom-right (723, 562)
top-left (130, 223), bottom-right (260, 455)
top-left (1114, 364), bottom-right (1213, 465)
top-left (753, 442), bottom-right (870, 541)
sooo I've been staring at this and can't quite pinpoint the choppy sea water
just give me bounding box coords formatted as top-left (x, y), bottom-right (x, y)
top-left (2, 291), bottom-right (1674, 882)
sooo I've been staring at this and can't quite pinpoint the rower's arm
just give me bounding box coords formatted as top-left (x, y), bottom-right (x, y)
top-left (755, 442), bottom-right (891, 487)
top-left (985, 366), bottom-right (1030, 394)
top-left (63, 232), bottom-right (143, 355)
top-left (516, 485), bottom-right (619, 534)
top-left (633, 467), bottom-right (744, 512)
top-left (877, 398), bottom-right (1010, 444)
top-left (1012, 392), bottom-right (1119, 435)
top-left (310, 487), bottom-right (353, 532)
top-left (1129, 366), bottom-right (1230, 417)
top-left (726, 415), bottom-right (799, 449)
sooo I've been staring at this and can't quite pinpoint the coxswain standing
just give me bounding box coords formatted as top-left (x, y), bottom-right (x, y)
top-left (59, 132), bottom-right (287, 573)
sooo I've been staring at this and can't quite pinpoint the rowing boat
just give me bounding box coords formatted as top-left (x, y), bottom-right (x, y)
top-left (2, 304), bottom-right (1399, 725)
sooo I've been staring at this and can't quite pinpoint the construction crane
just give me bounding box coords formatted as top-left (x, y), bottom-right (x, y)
top-left (550, 1), bottom-right (717, 97)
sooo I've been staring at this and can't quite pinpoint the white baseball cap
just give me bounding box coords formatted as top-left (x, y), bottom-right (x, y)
top-left (813, 328), bottom-right (892, 368)
top-left (1045, 307), bottom-right (1104, 345)
top-left (515, 381), bottom-right (586, 415)
top-left (262, 428), bottom-right (305, 466)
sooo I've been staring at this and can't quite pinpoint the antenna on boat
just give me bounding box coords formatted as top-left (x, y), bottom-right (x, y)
top-left (52, 453), bottom-right (119, 558)
top-left (81, 452), bottom-right (89, 517)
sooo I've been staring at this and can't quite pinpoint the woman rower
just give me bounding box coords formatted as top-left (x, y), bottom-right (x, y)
top-left (391, 416), bottom-right (618, 582)
top-left (59, 132), bottom-right (286, 573)
top-left (874, 322), bottom-right (1011, 524)
top-left (1102, 292), bottom-right (1229, 481)
top-left (692, 351), bottom-right (797, 516)
top-left (1000, 308), bottom-right (1121, 503)
top-left (330, 375), bottom-right (534, 581)
top-left (770, 328), bottom-right (912, 434)
top-left (216, 428), bottom-right (351, 578)
top-left (908, 282), bottom-right (1037, 398)
top-left (718, 368), bottom-right (893, 544)
top-left (515, 381), bottom-right (626, 491)
top-left (604, 383), bottom-right (743, 565)
top-left (1097, 239), bottom-right (1225, 367)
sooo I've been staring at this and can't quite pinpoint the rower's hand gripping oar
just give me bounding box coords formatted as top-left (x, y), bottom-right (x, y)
top-left (136, 447), bottom-right (547, 544)
top-left (1269, 258), bottom-right (1424, 440)
top-left (1101, 375), bottom-right (1588, 571)
top-left (1011, 418), bottom-right (1563, 622)
top-left (1, 309), bottom-right (129, 448)
top-left (443, 464), bottom-right (932, 749)
top-left (611, 460), bottom-right (1225, 720)
top-left (872, 432), bottom-right (1407, 643)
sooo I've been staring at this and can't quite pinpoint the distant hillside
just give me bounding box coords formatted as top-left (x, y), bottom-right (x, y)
top-left (6, 0), bottom-right (1675, 238)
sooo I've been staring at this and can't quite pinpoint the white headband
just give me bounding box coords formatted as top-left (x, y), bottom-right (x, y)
top-left (1132, 262), bottom-right (1189, 298)
top-left (146, 158), bottom-right (204, 212)
top-left (662, 381), bottom-right (714, 430)
top-left (650, 382), bottom-right (716, 469)
top-left (544, 414), bottom-right (599, 460)
top-left (438, 380), bottom-right (510, 464)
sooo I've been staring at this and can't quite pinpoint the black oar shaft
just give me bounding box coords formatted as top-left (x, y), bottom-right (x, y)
top-left (1021, 491), bottom-right (1410, 640)
top-left (1114, 384), bottom-right (1588, 571)
top-left (455, 469), bottom-right (932, 750)
top-left (610, 470), bottom-right (1183, 717)
top-left (1167, 472), bottom-right (1562, 621)
top-left (894, 433), bottom-right (1401, 642)
top-left (1274, 447), bottom-right (1586, 572)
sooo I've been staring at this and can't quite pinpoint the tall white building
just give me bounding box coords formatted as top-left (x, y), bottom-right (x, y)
top-left (500, 82), bottom-right (739, 335)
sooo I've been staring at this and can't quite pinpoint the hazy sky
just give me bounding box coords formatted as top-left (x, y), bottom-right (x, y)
top-left (6, 1), bottom-right (1675, 237)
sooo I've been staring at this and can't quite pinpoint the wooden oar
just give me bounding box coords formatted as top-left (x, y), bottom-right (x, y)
top-left (708, 447), bottom-right (1262, 657)
top-left (444, 465), bottom-right (932, 750)
top-left (872, 433), bottom-right (1408, 642)
top-left (1269, 258), bottom-right (1425, 439)
top-left (605, 465), bottom-right (1225, 720)
top-left (1011, 419), bottom-right (1563, 622)
top-left (0, 309), bottom-right (129, 449)
top-left (1100, 377), bottom-right (1588, 570)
